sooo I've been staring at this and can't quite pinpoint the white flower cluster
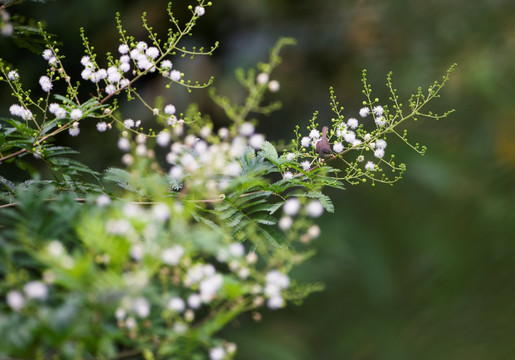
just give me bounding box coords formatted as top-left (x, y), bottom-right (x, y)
top-left (296, 105), bottom-right (388, 172)
top-left (264, 270), bottom-right (290, 309)
top-left (6, 281), bottom-right (48, 312)
top-left (158, 122), bottom-right (265, 195)
top-left (1, 10), bottom-right (14, 37)
top-left (278, 196), bottom-right (324, 236)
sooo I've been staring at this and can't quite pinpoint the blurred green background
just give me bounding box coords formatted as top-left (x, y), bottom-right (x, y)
top-left (2, 0), bottom-right (515, 359)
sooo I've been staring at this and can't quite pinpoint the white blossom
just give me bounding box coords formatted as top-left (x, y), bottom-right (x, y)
top-left (170, 70), bottom-right (181, 81)
top-left (301, 160), bottom-right (311, 171)
top-left (7, 70), bottom-right (18, 81)
top-left (131, 297), bottom-right (150, 318)
top-left (168, 297), bottom-right (185, 312)
top-left (365, 161), bottom-right (376, 171)
top-left (301, 137), bottom-right (311, 148)
top-left (96, 122), bottom-right (107, 132)
top-left (306, 200), bottom-right (324, 217)
top-left (359, 107), bottom-right (370, 117)
top-left (70, 109), bottom-right (83, 120)
top-left (333, 142), bottom-right (344, 153)
top-left (194, 6), bottom-right (205, 16)
top-left (283, 198), bottom-right (301, 216)
top-left (7, 290), bottom-right (25, 311)
top-left (187, 293), bottom-right (202, 309)
top-left (268, 80), bottom-right (280, 92)
top-left (256, 72), bottom-right (269, 85)
top-left (161, 245), bottom-right (184, 265)
top-left (23, 281), bottom-right (48, 300)
top-left (209, 347), bottom-right (226, 360)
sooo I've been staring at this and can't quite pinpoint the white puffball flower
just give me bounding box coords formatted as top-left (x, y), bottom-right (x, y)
top-left (119, 62), bottom-right (130, 72)
top-left (96, 122), bottom-right (108, 132)
top-left (238, 267), bottom-right (250, 279)
top-left (307, 224), bottom-right (321, 239)
top-left (309, 129), bottom-right (320, 139)
top-left (283, 198), bottom-right (301, 216)
top-left (249, 134), bottom-right (265, 149)
top-left (285, 152), bottom-right (296, 162)
top-left (161, 245), bottom-right (184, 265)
top-left (199, 274), bottom-right (223, 302)
top-left (343, 131), bottom-right (356, 143)
top-left (301, 137), bottom-right (311, 148)
top-left (229, 242), bottom-right (245, 257)
top-left (80, 55), bottom-right (91, 66)
top-left (306, 200), bottom-right (324, 218)
top-left (187, 293), bottom-right (202, 309)
top-left (152, 202), bottom-right (170, 221)
top-left (105, 84), bottom-right (116, 94)
top-left (96, 194), bottom-right (111, 207)
top-left (156, 131), bottom-right (171, 147)
top-left (239, 122), bottom-right (255, 136)
top-left (70, 109), bottom-right (83, 121)
top-left (301, 160), bottom-right (311, 171)
top-left (365, 161), bottom-right (376, 171)
top-left (161, 60), bottom-right (173, 70)
top-left (168, 297), bottom-right (185, 312)
top-left (194, 6), bottom-right (205, 16)
top-left (135, 144), bottom-right (146, 157)
top-left (69, 122), bottom-right (80, 136)
top-left (39, 75), bottom-right (53, 93)
top-left (7, 70), bottom-right (19, 81)
top-left (24, 281), bottom-right (48, 300)
top-left (224, 161), bottom-right (242, 177)
top-left (246, 252), bottom-right (258, 264)
top-left (125, 317), bottom-right (137, 329)
top-left (209, 346), bottom-right (226, 360)
top-left (278, 216), bottom-right (293, 230)
top-left (170, 69), bottom-right (182, 81)
top-left (266, 270), bottom-right (290, 289)
top-left (42, 49), bottom-right (53, 60)
top-left (283, 171), bottom-right (293, 180)
top-left (164, 104), bottom-right (176, 115)
top-left (333, 142), bottom-right (344, 153)
top-left (256, 72), bottom-right (269, 85)
top-left (169, 166), bottom-right (183, 179)
top-left (118, 44), bottom-right (129, 54)
top-left (47, 240), bottom-right (65, 257)
top-left (373, 105), bottom-right (384, 116)
top-left (374, 148), bottom-right (385, 159)
top-left (2, 22), bottom-right (14, 37)
top-left (49, 103), bottom-right (66, 119)
top-left (122, 154), bottom-right (134, 166)
top-left (7, 290), bottom-right (25, 311)
top-left (268, 80), bottom-right (280, 92)
top-left (375, 139), bottom-right (387, 149)
top-left (130, 243), bottom-right (144, 261)
top-left (267, 295), bottom-right (285, 309)
top-left (359, 107), bottom-right (370, 117)
top-left (136, 41), bottom-right (148, 51)
top-left (123, 119), bottom-right (135, 129)
top-left (115, 307), bottom-right (126, 320)
top-left (347, 118), bottom-right (359, 129)
top-left (118, 137), bottom-right (131, 151)
top-left (131, 297), bottom-right (150, 318)
top-left (218, 127), bottom-right (229, 139)
top-left (375, 116), bottom-right (387, 127)
top-left (145, 47), bottom-right (159, 59)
